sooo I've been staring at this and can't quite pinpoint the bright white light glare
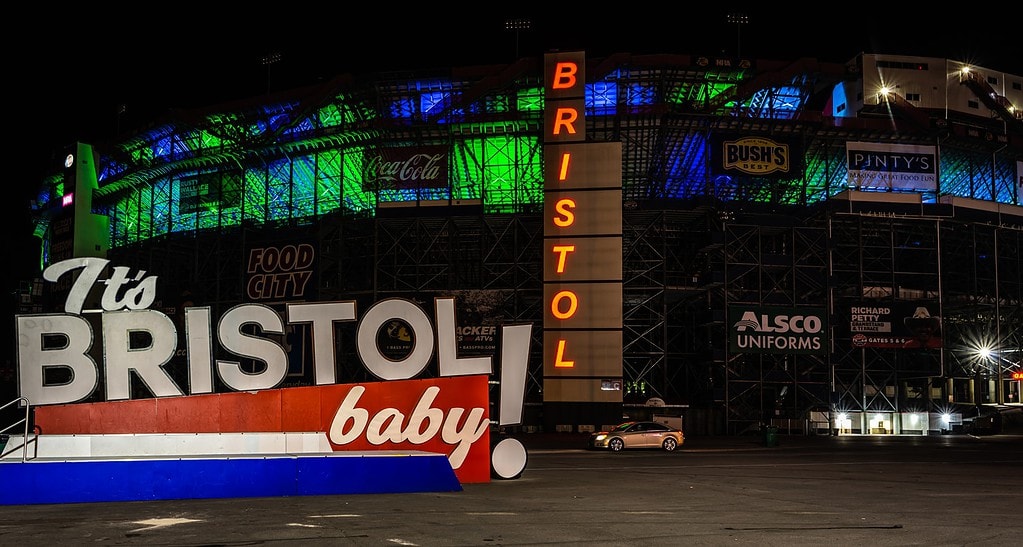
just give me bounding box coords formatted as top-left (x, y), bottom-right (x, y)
top-left (838, 413), bottom-right (847, 422)
top-left (942, 413), bottom-right (951, 423)
top-left (978, 347), bottom-right (992, 359)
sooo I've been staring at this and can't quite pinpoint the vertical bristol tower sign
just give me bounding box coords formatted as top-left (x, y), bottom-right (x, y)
top-left (542, 51), bottom-right (624, 427)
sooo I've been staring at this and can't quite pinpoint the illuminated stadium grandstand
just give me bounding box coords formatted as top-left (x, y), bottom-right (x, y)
top-left (23, 50), bottom-right (1023, 435)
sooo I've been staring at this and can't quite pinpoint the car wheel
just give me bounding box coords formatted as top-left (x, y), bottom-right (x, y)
top-left (609, 437), bottom-right (625, 452)
top-left (662, 437), bottom-right (678, 452)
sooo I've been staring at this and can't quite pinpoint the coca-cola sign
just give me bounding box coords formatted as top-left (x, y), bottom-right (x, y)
top-left (363, 146), bottom-right (448, 190)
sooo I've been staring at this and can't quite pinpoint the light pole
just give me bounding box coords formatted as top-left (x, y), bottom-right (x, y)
top-left (261, 51), bottom-right (282, 94)
top-left (727, 12), bottom-right (749, 59)
top-left (504, 18), bottom-right (532, 60)
top-left (994, 228), bottom-right (1002, 405)
top-left (116, 103), bottom-right (127, 136)
top-left (982, 348), bottom-right (994, 408)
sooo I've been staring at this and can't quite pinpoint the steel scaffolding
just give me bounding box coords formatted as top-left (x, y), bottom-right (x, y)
top-left (27, 53), bottom-right (1023, 434)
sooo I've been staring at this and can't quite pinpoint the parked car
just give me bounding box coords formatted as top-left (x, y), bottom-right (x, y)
top-left (587, 421), bottom-right (684, 452)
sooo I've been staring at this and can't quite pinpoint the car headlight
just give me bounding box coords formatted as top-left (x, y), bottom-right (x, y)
top-left (594, 434), bottom-right (607, 441)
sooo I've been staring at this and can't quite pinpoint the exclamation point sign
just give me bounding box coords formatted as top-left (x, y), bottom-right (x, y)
top-left (491, 323), bottom-right (532, 479)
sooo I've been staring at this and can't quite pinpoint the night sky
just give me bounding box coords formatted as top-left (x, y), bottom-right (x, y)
top-left (5, 7), bottom-right (1021, 299)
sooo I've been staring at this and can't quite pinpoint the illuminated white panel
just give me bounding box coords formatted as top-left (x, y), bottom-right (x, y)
top-left (543, 237), bottom-right (622, 282)
top-left (543, 142), bottom-right (623, 190)
top-left (543, 189), bottom-right (623, 237)
top-left (543, 282), bottom-right (623, 329)
top-left (542, 330), bottom-right (623, 377)
top-left (543, 378), bottom-right (623, 403)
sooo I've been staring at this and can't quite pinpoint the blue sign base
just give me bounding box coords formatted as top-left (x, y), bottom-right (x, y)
top-left (0, 452), bottom-right (461, 505)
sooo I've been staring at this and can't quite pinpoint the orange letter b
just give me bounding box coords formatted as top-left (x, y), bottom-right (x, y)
top-left (551, 62), bottom-right (577, 89)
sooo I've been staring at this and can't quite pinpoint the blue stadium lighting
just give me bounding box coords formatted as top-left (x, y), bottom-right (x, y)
top-left (421, 91), bottom-right (449, 117)
top-left (390, 96), bottom-right (416, 119)
top-left (627, 83), bottom-right (656, 107)
top-left (587, 82), bottom-right (617, 111)
top-left (154, 136), bottom-right (173, 160)
top-left (768, 86), bottom-right (803, 113)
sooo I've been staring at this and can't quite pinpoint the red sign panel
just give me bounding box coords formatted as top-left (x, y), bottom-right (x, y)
top-left (34, 375), bottom-right (493, 483)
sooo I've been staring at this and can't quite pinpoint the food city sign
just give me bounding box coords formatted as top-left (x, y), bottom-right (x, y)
top-left (246, 243), bottom-right (315, 300)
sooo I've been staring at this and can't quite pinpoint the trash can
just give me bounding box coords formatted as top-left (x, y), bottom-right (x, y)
top-left (763, 425), bottom-right (778, 447)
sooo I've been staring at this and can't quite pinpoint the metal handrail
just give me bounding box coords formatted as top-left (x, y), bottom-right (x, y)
top-left (1, 397), bottom-right (31, 463)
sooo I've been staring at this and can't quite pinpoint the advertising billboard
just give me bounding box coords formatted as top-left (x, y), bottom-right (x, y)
top-left (848, 302), bottom-right (942, 349)
top-left (710, 134), bottom-right (804, 178)
top-left (846, 141), bottom-right (937, 191)
top-left (246, 241), bottom-right (317, 302)
top-left (361, 145), bottom-right (448, 190)
top-left (728, 305), bottom-right (828, 355)
top-left (1017, 160), bottom-right (1022, 204)
top-left (178, 172), bottom-right (242, 214)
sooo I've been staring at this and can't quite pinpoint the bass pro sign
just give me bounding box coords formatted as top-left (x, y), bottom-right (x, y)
top-left (728, 305), bottom-right (828, 355)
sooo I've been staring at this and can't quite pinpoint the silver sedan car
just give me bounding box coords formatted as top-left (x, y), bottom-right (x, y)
top-left (587, 421), bottom-right (684, 452)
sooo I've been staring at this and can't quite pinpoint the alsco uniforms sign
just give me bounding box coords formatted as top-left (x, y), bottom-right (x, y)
top-left (728, 305), bottom-right (828, 355)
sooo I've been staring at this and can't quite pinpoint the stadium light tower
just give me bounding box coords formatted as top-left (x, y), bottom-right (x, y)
top-left (261, 51), bottom-right (282, 94)
top-left (727, 12), bottom-right (749, 58)
top-left (504, 18), bottom-right (532, 59)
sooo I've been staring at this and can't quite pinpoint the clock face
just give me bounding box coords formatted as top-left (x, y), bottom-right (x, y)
top-left (65, 153), bottom-right (75, 169)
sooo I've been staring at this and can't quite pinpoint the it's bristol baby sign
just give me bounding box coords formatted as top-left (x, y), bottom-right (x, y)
top-left (14, 257), bottom-right (533, 482)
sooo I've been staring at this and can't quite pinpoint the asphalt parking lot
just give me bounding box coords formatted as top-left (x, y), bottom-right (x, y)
top-left (1, 431), bottom-right (1020, 546)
